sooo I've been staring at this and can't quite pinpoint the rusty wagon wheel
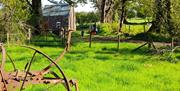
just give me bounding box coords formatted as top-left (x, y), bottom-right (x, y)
top-left (0, 44), bottom-right (73, 91)
top-left (19, 46), bottom-right (71, 91)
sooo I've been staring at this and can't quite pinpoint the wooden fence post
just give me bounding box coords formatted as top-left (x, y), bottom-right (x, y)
top-left (28, 29), bottom-right (31, 44)
top-left (7, 33), bottom-right (9, 46)
top-left (143, 25), bottom-right (146, 32)
top-left (178, 38), bottom-right (180, 46)
top-left (171, 38), bottom-right (174, 50)
top-left (89, 32), bottom-right (92, 48)
top-left (0, 34), bottom-right (2, 42)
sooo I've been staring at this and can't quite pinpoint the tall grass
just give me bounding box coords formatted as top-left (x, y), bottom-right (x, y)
top-left (2, 41), bottom-right (180, 91)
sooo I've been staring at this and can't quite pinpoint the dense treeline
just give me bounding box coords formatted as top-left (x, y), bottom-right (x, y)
top-left (0, 0), bottom-right (180, 39)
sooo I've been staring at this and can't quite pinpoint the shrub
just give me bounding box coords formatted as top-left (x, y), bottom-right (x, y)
top-left (77, 24), bottom-right (91, 30)
top-left (111, 23), bottom-right (119, 33)
top-left (98, 23), bottom-right (112, 35)
top-left (97, 23), bottom-right (119, 35)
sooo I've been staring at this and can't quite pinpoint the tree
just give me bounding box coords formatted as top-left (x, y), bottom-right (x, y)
top-left (164, 0), bottom-right (175, 35)
top-left (76, 12), bottom-right (100, 24)
top-left (92, 0), bottom-right (114, 23)
top-left (0, 0), bottom-right (31, 42)
top-left (171, 0), bottom-right (180, 38)
top-left (117, 0), bottom-right (127, 50)
top-left (25, 0), bottom-right (42, 34)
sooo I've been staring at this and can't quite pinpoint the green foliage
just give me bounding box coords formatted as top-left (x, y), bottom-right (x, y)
top-left (77, 23), bottom-right (92, 30)
top-left (111, 23), bottom-right (119, 33)
top-left (76, 12), bottom-right (100, 24)
top-left (113, 10), bottom-right (119, 22)
top-left (162, 51), bottom-right (178, 63)
top-left (161, 46), bottom-right (180, 63)
top-left (98, 23), bottom-right (112, 35)
top-left (0, 0), bottom-right (31, 43)
top-left (97, 18), bottom-right (152, 36)
top-left (126, 0), bottom-right (154, 18)
top-left (97, 23), bottom-right (119, 35)
top-left (171, 0), bottom-right (180, 38)
top-left (76, 12), bottom-right (100, 30)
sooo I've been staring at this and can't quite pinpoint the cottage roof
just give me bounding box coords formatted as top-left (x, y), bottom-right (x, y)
top-left (43, 2), bottom-right (70, 16)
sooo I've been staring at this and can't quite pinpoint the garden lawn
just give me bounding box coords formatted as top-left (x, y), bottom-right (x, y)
top-left (3, 42), bottom-right (180, 91)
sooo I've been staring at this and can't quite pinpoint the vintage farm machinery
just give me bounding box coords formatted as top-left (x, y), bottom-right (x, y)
top-left (0, 31), bottom-right (78, 91)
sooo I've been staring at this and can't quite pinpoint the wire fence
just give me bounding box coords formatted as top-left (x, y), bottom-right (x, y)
top-left (0, 33), bottom-right (27, 45)
top-left (0, 29), bottom-right (68, 47)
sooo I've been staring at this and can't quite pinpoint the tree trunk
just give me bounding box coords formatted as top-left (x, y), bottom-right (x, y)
top-left (100, 0), bottom-right (114, 23)
top-left (32, 0), bottom-right (42, 16)
top-left (147, 0), bottom-right (163, 33)
top-left (164, 0), bottom-right (174, 36)
top-left (105, 0), bottom-right (113, 23)
top-left (101, 0), bottom-right (106, 23)
top-left (30, 0), bottom-right (42, 34)
top-left (117, 0), bottom-right (126, 50)
top-left (154, 0), bottom-right (162, 33)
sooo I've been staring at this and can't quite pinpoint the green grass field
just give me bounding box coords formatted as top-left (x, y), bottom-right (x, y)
top-left (2, 38), bottom-right (180, 91)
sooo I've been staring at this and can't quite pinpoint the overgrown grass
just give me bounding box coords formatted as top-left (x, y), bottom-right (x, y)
top-left (122, 24), bottom-right (150, 35)
top-left (2, 39), bottom-right (180, 91)
top-left (77, 18), bottom-right (151, 36)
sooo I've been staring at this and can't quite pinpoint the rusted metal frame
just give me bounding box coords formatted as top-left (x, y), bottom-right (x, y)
top-left (0, 43), bottom-right (6, 72)
top-left (1, 30), bottom-right (75, 90)
top-left (20, 46), bottom-right (71, 91)
top-left (0, 45), bottom-right (68, 88)
top-left (29, 77), bottom-right (64, 84)
top-left (69, 79), bottom-right (79, 91)
top-left (40, 30), bottom-right (73, 74)
top-left (41, 47), bottom-right (67, 75)
top-left (38, 52), bottom-right (71, 91)
top-left (24, 62), bottom-right (30, 71)
top-left (45, 81), bottom-right (63, 90)
top-left (4, 76), bottom-right (65, 91)
top-left (13, 75), bottom-right (76, 90)
top-left (74, 81), bottom-right (79, 91)
top-left (0, 43), bottom-right (7, 91)
top-left (49, 71), bottom-right (61, 78)
top-left (43, 79), bottom-right (78, 91)
top-left (6, 53), bottom-right (17, 71)
top-left (39, 52), bottom-right (71, 91)
top-left (14, 75), bottom-right (64, 85)
top-left (20, 51), bottom-right (37, 91)
top-left (0, 69), bottom-right (7, 91)
top-left (23, 77), bottom-right (65, 91)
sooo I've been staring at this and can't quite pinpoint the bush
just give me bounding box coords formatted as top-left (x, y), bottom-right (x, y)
top-left (111, 23), bottom-right (119, 33)
top-left (77, 24), bottom-right (91, 30)
top-left (98, 23), bottom-right (112, 35)
top-left (97, 23), bottom-right (119, 35)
